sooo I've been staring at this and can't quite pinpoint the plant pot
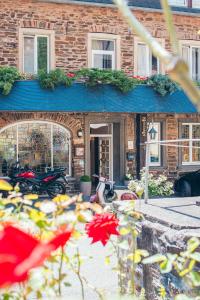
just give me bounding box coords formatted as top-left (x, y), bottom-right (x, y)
top-left (80, 181), bottom-right (92, 196)
top-left (124, 180), bottom-right (130, 187)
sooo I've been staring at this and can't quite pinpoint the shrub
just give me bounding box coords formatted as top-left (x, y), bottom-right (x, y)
top-left (80, 175), bottom-right (91, 182)
top-left (147, 74), bottom-right (180, 96)
top-left (38, 69), bottom-right (75, 90)
top-left (0, 67), bottom-right (21, 95)
top-left (128, 169), bottom-right (173, 197)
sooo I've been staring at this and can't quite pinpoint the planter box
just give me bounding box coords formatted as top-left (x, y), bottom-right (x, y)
top-left (80, 181), bottom-right (92, 196)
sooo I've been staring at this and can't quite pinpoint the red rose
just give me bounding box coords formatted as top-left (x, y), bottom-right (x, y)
top-left (0, 225), bottom-right (72, 287)
top-left (85, 213), bottom-right (119, 246)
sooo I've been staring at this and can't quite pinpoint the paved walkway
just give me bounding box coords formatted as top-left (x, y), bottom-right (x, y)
top-left (60, 235), bottom-right (118, 300)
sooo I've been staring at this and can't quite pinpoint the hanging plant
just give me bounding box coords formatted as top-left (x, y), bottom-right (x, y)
top-left (38, 69), bottom-right (76, 90)
top-left (0, 67), bottom-right (21, 95)
top-left (76, 68), bottom-right (137, 93)
top-left (147, 74), bottom-right (180, 96)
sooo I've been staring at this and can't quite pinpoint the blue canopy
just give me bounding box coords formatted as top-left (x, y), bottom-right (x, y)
top-left (0, 80), bottom-right (197, 113)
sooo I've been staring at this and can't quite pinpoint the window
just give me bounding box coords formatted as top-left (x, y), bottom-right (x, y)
top-left (168, 0), bottom-right (187, 6)
top-left (193, 0), bottom-right (200, 8)
top-left (88, 33), bottom-right (120, 70)
top-left (134, 38), bottom-right (164, 76)
top-left (0, 121), bottom-right (71, 175)
top-left (148, 123), bottom-right (161, 166)
top-left (19, 28), bottom-right (55, 74)
top-left (181, 43), bottom-right (200, 81)
top-left (181, 123), bottom-right (200, 165)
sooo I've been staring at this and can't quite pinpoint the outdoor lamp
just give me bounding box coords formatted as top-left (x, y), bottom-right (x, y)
top-left (77, 128), bottom-right (83, 138)
top-left (148, 126), bottom-right (157, 140)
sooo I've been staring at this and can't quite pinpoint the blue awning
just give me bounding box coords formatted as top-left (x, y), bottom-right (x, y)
top-left (0, 80), bottom-right (198, 113)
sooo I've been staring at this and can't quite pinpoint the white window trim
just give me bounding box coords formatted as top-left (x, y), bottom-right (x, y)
top-left (0, 121), bottom-right (72, 176)
top-left (88, 33), bottom-right (121, 70)
top-left (182, 122), bottom-right (200, 166)
top-left (168, 0), bottom-right (188, 7)
top-left (19, 28), bottom-right (55, 73)
top-left (148, 122), bottom-right (161, 167)
top-left (134, 37), bottom-right (165, 76)
top-left (180, 40), bottom-right (200, 80)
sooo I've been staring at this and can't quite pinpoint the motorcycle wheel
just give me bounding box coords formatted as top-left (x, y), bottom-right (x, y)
top-left (16, 180), bottom-right (31, 194)
top-left (46, 181), bottom-right (66, 197)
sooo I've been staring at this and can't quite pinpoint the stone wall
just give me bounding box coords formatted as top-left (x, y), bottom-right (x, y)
top-left (114, 201), bottom-right (200, 300)
top-left (0, 0), bottom-right (199, 72)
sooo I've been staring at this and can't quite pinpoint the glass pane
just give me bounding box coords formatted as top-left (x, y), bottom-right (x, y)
top-left (24, 36), bottom-right (35, 73)
top-left (151, 55), bottom-right (159, 75)
top-left (37, 36), bottom-right (48, 72)
top-left (93, 54), bottom-right (112, 69)
top-left (192, 125), bottom-right (200, 139)
top-left (182, 124), bottom-right (189, 138)
top-left (18, 123), bottom-right (51, 173)
top-left (182, 125), bottom-right (189, 163)
top-left (192, 141), bottom-right (200, 162)
top-left (92, 40), bottom-right (114, 51)
top-left (192, 47), bottom-right (200, 81)
top-left (90, 124), bottom-right (112, 135)
top-left (149, 123), bottom-right (160, 164)
top-left (0, 127), bottom-right (17, 176)
top-left (53, 125), bottom-right (70, 173)
top-left (137, 43), bottom-right (148, 76)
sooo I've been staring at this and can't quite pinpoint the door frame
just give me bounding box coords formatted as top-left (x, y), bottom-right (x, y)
top-left (85, 114), bottom-right (125, 182)
top-left (90, 128), bottom-right (113, 180)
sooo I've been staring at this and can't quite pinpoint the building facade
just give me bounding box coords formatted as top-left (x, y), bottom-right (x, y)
top-left (0, 0), bottom-right (200, 187)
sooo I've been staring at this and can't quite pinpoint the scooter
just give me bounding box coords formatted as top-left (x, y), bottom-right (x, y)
top-left (90, 175), bottom-right (118, 206)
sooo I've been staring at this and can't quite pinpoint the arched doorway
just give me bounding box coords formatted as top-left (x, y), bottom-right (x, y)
top-left (0, 121), bottom-right (71, 175)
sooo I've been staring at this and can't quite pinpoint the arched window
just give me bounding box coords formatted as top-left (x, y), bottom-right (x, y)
top-left (0, 121), bottom-right (71, 175)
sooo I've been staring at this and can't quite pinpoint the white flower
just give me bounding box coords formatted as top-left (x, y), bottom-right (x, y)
top-left (40, 201), bottom-right (57, 214)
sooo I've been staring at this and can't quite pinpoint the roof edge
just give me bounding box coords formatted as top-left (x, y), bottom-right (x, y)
top-left (39, 0), bottom-right (200, 17)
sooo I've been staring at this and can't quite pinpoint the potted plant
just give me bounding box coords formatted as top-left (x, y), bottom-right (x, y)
top-left (80, 175), bottom-right (92, 196)
top-left (124, 173), bottom-right (134, 187)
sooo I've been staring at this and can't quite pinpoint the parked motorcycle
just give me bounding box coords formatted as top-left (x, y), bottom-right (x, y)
top-left (7, 162), bottom-right (67, 197)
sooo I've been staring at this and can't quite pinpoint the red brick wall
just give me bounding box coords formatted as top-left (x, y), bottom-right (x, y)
top-left (0, 0), bottom-right (200, 72)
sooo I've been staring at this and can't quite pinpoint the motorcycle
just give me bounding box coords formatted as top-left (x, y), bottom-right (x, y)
top-left (7, 162), bottom-right (68, 197)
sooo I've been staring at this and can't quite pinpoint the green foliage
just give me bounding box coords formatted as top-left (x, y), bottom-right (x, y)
top-left (0, 67), bottom-right (21, 95)
top-left (38, 69), bottom-right (75, 90)
top-left (76, 68), bottom-right (137, 93)
top-left (128, 168), bottom-right (173, 197)
top-left (147, 74), bottom-right (180, 96)
top-left (80, 175), bottom-right (91, 182)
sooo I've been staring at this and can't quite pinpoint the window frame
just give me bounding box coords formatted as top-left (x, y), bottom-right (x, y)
top-left (134, 37), bottom-right (165, 77)
top-left (168, 0), bottom-right (188, 7)
top-left (0, 121), bottom-right (72, 176)
top-left (88, 33), bottom-right (121, 70)
top-left (180, 40), bottom-right (200, 81)
top-left (148, 122), bottom-right (161, 167)
top-left (181, 123), bottom-right (200, 166)
top-left (19, 28), bottom-right (55, 73)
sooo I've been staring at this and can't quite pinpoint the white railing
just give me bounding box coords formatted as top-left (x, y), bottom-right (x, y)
top-left (192, 0), bottom-right (200, 8)
top-left (168, 0), bottom-right (188, 6)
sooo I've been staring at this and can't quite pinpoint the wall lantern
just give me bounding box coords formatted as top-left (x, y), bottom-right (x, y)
top-left (77, 128), bottom-right (83, 138)
top-left (148, 125), bottom-right (157, 140)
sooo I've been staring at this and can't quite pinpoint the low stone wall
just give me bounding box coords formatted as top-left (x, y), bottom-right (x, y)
top-left (113, 199), bottom-right (200, 300)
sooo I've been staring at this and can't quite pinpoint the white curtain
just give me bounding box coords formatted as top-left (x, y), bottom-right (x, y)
top-left (137, 43), bottom-right (148, 76)
top-left (24, 36), bottom-right (35, 73)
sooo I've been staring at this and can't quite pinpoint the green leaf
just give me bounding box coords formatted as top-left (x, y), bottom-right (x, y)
top-left (64, 282), bottom-right (72, 287)
top-left (160, 259), bottom-right (173, 274)
top-left (187, 237), bottom-right (200, 253)
top-left (189, 271), bottom-right (200, 287)
top-left (189, 252), bottom-right (200, 262)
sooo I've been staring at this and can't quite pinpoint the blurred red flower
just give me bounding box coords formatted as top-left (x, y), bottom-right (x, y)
top-left (66, 72), bottom-right (75, 78)
top-left (0, 225), bottom-right (72, 287)
top-left (85, 213), bottom-right (119, 246)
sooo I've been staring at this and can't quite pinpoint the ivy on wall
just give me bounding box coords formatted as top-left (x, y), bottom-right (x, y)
top-left (0, 66), bottom-right (180, 97)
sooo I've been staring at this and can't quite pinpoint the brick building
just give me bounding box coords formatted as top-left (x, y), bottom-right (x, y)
top-left (0, 0), bottom-right (200, 187)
